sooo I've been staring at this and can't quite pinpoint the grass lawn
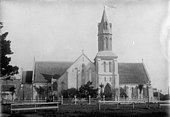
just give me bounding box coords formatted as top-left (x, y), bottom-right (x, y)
top-left (2, 103), bottom-right (169, 117)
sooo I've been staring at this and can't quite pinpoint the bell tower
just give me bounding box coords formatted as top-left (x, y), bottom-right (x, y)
top-left (98, 8), bottom-right (112, 51)
top-left (95, 8), bottom-right (119, 100)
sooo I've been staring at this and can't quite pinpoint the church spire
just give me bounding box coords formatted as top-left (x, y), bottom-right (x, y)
top-left (101, 7), bottom-right (108, 23)
top-left (98, 8), bottom-right (112, 51)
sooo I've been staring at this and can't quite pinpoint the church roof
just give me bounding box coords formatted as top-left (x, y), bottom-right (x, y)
top-left (96, 51), bottom-right (118, 58)
top-left (34, 61), bottom-right (73, 83)
top-left (118, 63), bottom-right (149, 84)
top-left (32, 61), bottom-right (150, 85)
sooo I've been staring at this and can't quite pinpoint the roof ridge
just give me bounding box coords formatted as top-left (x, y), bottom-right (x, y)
top-left (142, 62), bottom-right (151, 83)
top-left (118, 62), bottom-right (143, 64)
top-left (35, 61), bottom-right (73, 63)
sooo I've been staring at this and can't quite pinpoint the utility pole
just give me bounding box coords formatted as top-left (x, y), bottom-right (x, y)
top-left (32, 57), bottom-right (35, 101)
top-left (75, 68), bottom-right (79, 90)
top-left (147, 82), bottom-right (150, 109)
top-left (168, 86), bottom-right (169, 99)
top-left (0, 22), bottom-right (3, 103)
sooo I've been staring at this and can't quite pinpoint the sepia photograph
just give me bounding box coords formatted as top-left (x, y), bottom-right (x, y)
top-left (0, 0), bottom-right (169, 116)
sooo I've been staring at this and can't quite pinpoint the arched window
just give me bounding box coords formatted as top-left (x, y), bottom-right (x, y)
top-left (103, 38), bottom-right (106, 50)
top-left (61, 81), bottom-right (65, 90)
top-left (110, 38), bottom-right (112, 49)
top-left (109, 62), bottom-right (112, 72)
top-left (106, 37), bottom-right (108, 49)
top-left (110, 77), bottom-right (112, 82)
top-left (104, 62), bottom-right (106, 72)
top-left (81, 64), bottom-right (85, 85)
top-left (104, 83), bottom-right (112, 98)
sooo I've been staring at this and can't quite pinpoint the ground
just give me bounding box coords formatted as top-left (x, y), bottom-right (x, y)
top-left (1, 103), bottom-right (169, 117)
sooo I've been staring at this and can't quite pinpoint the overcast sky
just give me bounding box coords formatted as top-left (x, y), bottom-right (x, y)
top-left (1, 0), bottom-right (169, 93)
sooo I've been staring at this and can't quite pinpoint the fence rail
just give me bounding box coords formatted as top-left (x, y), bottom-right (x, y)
top-left (11, 102), bottom-right (59, 114)
top-left (9, 98), bottom-right (169, 114)
top-left (2, 97), bottom-right (164, 104)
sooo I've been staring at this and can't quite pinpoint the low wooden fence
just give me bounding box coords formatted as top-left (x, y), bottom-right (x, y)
top-left (11, 102), bottom-right (59, 114)
top-left (98, 100), bottom-right (170, 110)
top-left (9, 97), bottom-right (170, 114)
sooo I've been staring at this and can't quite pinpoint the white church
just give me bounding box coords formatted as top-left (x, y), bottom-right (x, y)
top-left (23, 9), bottom-right (153, 101)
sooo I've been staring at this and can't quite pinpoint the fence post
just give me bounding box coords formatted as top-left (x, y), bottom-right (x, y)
top-left (89, 95), bottom-right (91, 104)
top-left (35, 102), bottom-right (36, 112)
top-left (103, 95), bottom-right (105, 103)
top-left (98, 101), bottom-right (101, 110)
top-left (53, 96), bottom-right (55, 102)
top-left (116, 102), bottom-right (119, 109)
top-left (74, 95), bottom-right (77, 105)
top-left (45, 97), bottom-right (47, 102)
top-left (61, 96), bottom-right (63, 105)
top-left (11, 104), bottom-right (12, 114)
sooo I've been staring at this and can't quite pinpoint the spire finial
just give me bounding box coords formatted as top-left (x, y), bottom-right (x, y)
top-left (142, 58), bottom-right (143, 63)
top-left (101, 6), bottom-right (108, 23)
top-left (82, 49), bottom-right (84, 54)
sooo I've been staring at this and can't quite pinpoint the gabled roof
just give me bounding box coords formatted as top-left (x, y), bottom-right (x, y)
top-left (34, 61), bottom-right (73, 83)
top-left (72, 53), bottom-right (94, 65)
top-left (22, 71), bottom-right (32, 84)
top-left (118, 63), bottom-right (149, 84)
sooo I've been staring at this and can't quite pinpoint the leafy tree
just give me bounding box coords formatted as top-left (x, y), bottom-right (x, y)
top-left (153, 92), bottom-right (170, 101)
top-left (0, 23), bottom-right (19, 77)
top-left (61, 81), bottom-right (98, 99)
top-left (99, 83), bottom-right (104, 97)
top-left (34, 86), bottom-right (45, 99)
top-left (9, 86), bottom-right (16, 101)
top-left (34, 85), bottom-right (53, 99)
top-left (120, 87), bottom-right (128, 98)
top-left (138, 85), bottom-right (143, 94)
top-left (61, 88), bottom-right (78, 98)
top-left (104, 84), bottom-right (112, 98)
top-left (78, 81), bottom-right (98, 98)
top-left (153, 92), bottom-right (158, 97)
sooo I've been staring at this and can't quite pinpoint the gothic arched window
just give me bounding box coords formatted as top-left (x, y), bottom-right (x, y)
top-left (109, 62), bottom-right (112, 72)
top-left (106, 37), bottom-right (108, 49)
top-left (104, 62), bottom-right (106, 72)
top-left (61, 81), bottom-right (65, 91)
top-left (81, 64), bottom-right (85, 85)
top-left (110, 77), bottom-right (112, 82)
top-left (103, 38), bottom-right (106, 50)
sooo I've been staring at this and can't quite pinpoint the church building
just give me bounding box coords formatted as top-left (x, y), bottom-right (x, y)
top-left (29, 9), bottom-right (153, 101)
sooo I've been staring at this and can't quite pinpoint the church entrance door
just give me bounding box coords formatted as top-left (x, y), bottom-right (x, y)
top-left (104, 83), bottom-right (112, 98)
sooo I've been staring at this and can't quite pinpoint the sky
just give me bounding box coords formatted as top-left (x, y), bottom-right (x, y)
top-left (1, 0), bottom-right (170, 93)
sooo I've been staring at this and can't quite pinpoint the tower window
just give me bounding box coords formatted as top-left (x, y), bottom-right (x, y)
top-left (106, 37), bottom-right (108, 49)
top-left (105, 22), bottom-right (108, 29)
top-left (104, 77), bottom-right (106, 82)
top-left (104, 62), bottom-right (106, 72)
top-left (109, 62), bottom-right (112, 72)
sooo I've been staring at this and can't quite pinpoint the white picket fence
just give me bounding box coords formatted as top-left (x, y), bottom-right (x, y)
top-left (11, 102), bottom-right (59, 114)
